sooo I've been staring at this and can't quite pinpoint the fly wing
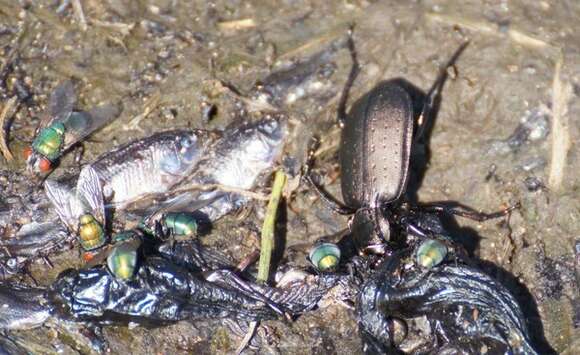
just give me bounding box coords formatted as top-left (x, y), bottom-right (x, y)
top-left (158, 192), bottom-right (222, 213)
top-left (76, 165), bottom-right (106, 225)
top-left (61, 102), bottom-right (123, 151)
top-left (159, 191), bottom-right (221, 214)
top-left (38, 81), bottom-right (76, 131)
top-left (44, 179), bottom-right (78, 232)
top-left (87, 232), bottom-right (141, 269)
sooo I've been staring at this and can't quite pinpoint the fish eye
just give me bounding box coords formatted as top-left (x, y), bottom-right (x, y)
top-left (38, 158), bottom-right (52, 173)
top-left (180, 141), bottom-right (199, 163)
top-left (180, 137), bottom-right (192, 148)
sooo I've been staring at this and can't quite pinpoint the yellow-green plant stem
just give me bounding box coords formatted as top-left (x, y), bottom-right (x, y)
top-left (257, 170), bottom-right (286, 283)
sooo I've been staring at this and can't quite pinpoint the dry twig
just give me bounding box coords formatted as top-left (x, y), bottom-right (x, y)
top-left (218, 18), bottom-right (256, 32)
top-left (123, 93), bottom-right (161, 131)
top-left (426, 13), bottom-right (550, 49)
top-left (71, 0), bottom-right (88, 32)
top-left (548, 54), bottom-right (572, 191)
top-left (0, 97), bottom-right (18, 162)
top-left (170, 183), bottom-right (269, 201)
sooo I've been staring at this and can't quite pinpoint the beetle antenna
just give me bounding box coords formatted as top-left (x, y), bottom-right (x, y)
top-left (337, 25), bottom-right (360, 128)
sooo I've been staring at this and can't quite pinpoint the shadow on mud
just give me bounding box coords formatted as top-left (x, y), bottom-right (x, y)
top-left (405, 78), bottom-right (555, 354)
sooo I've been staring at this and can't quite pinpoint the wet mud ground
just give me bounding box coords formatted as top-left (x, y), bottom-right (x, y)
top-left (0, 0), bottom-right (579, 354)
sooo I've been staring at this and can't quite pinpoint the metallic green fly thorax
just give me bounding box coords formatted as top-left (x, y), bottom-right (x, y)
top-left (164, 212), bottom-right (198, 237)
top-left (32, 122), bottom-right (66, 161)
top-left (107, 236), bottom-right (140, 280)
top-left (78, 213), bottom-right (106, 251)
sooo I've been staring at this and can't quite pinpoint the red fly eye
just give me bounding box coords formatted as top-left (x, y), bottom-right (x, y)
top-left (23, 147), bottom-right (33, 160)
top-left (83, 252), bottom-right (94, 262)
top-left (38, 158), bottom-right (52, 173)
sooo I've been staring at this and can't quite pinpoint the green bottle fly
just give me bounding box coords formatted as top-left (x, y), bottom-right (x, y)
top-left (78, 213), bottom-right (106, 251)
top-left (309, 243), bottom-right (341, 272)
top-left (163, 212), bottom-right (198, 237)
top-left (31, 122), bottom-right (66, 162)
top-left (107, 241), bottom-right (139, 280)
top-left (416, 239), bottom-right (447, 269)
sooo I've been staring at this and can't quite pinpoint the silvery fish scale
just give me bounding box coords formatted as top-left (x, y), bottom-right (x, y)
top-left (91, 129), bottom-right (212, 209)
top-left (200, 117), bottom-right (286, 189)
top-left (157, 117), bottom-right (287, 221)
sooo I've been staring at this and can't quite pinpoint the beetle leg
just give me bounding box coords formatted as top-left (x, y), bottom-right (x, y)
top-left (336, 25), bottom-right (360, 128)
top-left (305, 173), bottom-right (356, 215)
top-left (415, 201), bottom-right (520, 222)
top-left (414, 41), bottom-right (470, 142)
top-left (303, 137), bottom-right (355, 215)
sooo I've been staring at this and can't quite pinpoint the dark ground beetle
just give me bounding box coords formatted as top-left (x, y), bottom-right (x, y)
top-left (307, 35), bottom-right (517, 249)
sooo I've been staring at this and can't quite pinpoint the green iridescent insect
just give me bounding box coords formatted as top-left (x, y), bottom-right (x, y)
top-left (78, 213), bottom-right (106, 252)
top-left (106, 231), bottom-right (141, 280)
top-left (45, 165), bottom-right (108, 254)
top-left (163, 212), bottom-right (199, 237)
top-left (46, 165), bottom-right (146, 280)
top-left (25, 80), bottom-right (122, 175)
top-left (416, 239), bottom-right (448, 268)
top-left (139, 209), bottom-right (201, 240)
top-left (309, 242), bottom-right (341, 272)
top-left (31, 121), bottom-right (66, 162)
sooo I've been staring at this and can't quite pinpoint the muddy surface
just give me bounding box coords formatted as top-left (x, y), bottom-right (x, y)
top-left (0, 0), bottom-right (578, 354)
